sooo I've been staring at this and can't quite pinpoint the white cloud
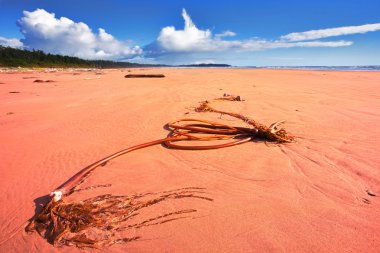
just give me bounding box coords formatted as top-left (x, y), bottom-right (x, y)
top-left (0, 36), bottom-right (23, 48)
top-left (4, 8), bottom-right (376, 63)
top-left (146, 9), bottom-right (353, 56)
top-left (266, 57), bottom-right (304, 60)
top-left (215, 30), bottom-right (236, 39)
top-left (17, 9), bottom-right (142, 60)
top-left (210, 39), bottom-right (352, 51)
top-left (156, 9), bottom-right (212, 52)
top-left (273, 40), bottom-right (353, 48)
top-left (281, 23), bottom-right (380, 41)
top-left (193, 59), bottom-right (215, 64)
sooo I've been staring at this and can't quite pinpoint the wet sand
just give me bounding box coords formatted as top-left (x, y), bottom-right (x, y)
top-left (0, 68), bottom-right (379, 252)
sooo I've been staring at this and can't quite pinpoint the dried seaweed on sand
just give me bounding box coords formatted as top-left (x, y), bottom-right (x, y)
top-left (195, 97), bottom-right (294, 143)
top-left (25, 96), bottom-right (293, 248)
top-left (26, 187), bottom-right (211, 248)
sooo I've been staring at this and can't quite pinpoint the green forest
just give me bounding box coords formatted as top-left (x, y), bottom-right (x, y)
top-left (0, 46), bottom-right (155, 68)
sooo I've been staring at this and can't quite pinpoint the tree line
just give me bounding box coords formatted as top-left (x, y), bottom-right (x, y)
top-left (0, 46), bottom-right (157, 68)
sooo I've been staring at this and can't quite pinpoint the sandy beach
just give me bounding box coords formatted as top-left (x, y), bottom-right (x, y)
top-left (0, 68), bottom-right (379, 252)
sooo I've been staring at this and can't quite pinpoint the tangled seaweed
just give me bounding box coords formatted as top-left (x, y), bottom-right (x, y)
top-left (195, 96), bottom-right (294, 143)
top-left (26, 187), bottom-right (212, 248)
top-left (25, 95), bottom-right (293, 248)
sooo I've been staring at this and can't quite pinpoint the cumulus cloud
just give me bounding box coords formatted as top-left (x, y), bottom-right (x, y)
top-left (145, 9), bottom-right (353, 56)
top-left (0, 36), bottom-right (23, 48)
top-left (17, 9), bottom-right (141, 60)
top-left (281, 23), bottom-right (380, 41)
top-left (154, 9), bottom-right (212, 52)
top-left (4, 8), bottom-right (377, 63)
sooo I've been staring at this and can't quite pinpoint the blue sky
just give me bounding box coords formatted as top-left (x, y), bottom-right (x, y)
top-left (0, 0), bottom-right (379, 66)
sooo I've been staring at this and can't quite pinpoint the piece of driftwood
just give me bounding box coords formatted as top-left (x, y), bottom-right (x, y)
top-left (34, 79), bottom-right (55, 83)
top-left (124, 74), bottom-right (165, 78)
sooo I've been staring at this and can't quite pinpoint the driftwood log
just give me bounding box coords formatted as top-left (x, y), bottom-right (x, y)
top-left (124, 74), bottom-right (165, 78)
top-left (34, 79), bottom-right (55, 83)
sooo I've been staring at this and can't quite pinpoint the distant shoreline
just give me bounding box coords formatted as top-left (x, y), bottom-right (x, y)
top-left (253, 66), bottom-right (380, 72)
top-left (2, 66), bottom-right (380, 73)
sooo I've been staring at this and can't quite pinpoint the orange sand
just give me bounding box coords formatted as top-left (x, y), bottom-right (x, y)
top-left (0, 68), bottom-right (379, 252)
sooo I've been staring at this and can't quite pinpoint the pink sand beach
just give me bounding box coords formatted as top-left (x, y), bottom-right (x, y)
top-left (0, 68), bottom-right (379, 252)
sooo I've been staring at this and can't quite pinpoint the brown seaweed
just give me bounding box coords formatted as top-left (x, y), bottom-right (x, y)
top-left (195, 99), bottom-right (294, 143)
top-left (26, 187), bottom-right (212, 248)
top-left (25, 95), bottom-right (292, 249)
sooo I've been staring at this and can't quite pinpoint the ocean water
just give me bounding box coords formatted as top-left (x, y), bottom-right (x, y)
top-left (257, 66), bottom-right (380, 71)
top-left (168, 65), bottom-right (380, 71)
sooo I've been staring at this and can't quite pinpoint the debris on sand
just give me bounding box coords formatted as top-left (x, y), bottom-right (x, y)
top-left (34, 79), bottom-right (55, 83)
top-left (217, 93), bottom-right (243, 101)
top-left (84, 76), bottom-right (101, 80)
top-left (366, 190), bottom-right (376, 197)
top-left (124, 74), bottom-right (165, 78)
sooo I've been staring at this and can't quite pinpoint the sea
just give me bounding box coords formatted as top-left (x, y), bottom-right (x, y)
top-left (248, 66), bottom-right (380, 71)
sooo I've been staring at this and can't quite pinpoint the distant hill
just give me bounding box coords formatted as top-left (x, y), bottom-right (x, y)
top-left (0, 46), bottom-right (161, 68)
top-left (179, 63), bottom-right (231, 67)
